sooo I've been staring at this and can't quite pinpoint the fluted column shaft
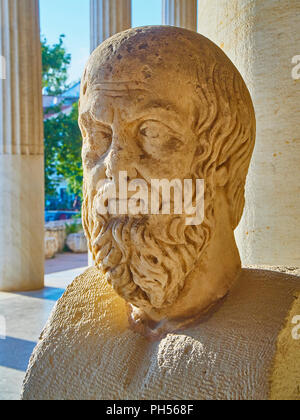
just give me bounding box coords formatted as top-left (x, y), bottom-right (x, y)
top-left (0, 0), bottom-right (43, 155)
top-left (163, 0), bottom-right (197, 31)
top-left (90, 0), bottom-right (131, 52)
top-left (198, 0), bottom-right (300, 266)
top-left (0, 0), bottom-right (44, 291)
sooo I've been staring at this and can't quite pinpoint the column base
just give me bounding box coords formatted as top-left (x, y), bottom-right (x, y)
top-left (0, 155), bottom-right (44, 291)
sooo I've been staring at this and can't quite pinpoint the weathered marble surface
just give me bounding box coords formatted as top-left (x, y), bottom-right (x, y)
top-left (198, 0), bottom-right (300, 266)
top-left (66, 232), bottom-right (88, 254)
top-left (45, 223), bottom-right (67, 254)
top-left (44, 237), bottom-right (58, 259)
top-left (80, 26), bottom-right (256, 328)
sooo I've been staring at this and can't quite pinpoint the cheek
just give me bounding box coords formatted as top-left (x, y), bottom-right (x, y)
top-left (83, 159), bottom-right (107, 194)
top-left (138, 141), bottom-right (196, 180)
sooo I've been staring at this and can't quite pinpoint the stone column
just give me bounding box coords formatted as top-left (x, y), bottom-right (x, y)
top-left (198, 0), bottom-right (300, 266)
top-left (90, 0), bottom-right (132, 52)
top-left (163, 0), bottom-right (197, 31)
top-left (0, 0), bottom-right (44, 291)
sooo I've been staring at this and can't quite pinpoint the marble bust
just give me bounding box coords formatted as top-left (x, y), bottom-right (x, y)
top-left (22, 27), bottom-right (300, 400)
top-left (79, 25), bottom-right (255, 336)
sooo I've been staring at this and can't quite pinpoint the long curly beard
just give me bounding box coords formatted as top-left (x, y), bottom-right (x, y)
top-left (82, 181), bottom-right (214, 313)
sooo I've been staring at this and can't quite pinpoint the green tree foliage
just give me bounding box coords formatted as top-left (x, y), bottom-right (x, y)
top-left (42, 36), bottom-right (83, 202)
top-left (41, 35), bottom-right (71, 95)
top-left (44, 103), bottom-right (83, 199)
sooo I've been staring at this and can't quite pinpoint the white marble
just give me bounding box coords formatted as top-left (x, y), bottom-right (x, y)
top-left (90, 0), bottom-right (131, 52)
top-left (0, 0), bottom-right (44, 291)
top-left (0, 156), bottom-right (44, 291)
top-left (66, 233), bottom-right (88, 254)
top-left (0, 0), bottom-right (43, 155)
top-left (163, 0), bottom-right (197, 31)
top-left (45, 237), bottom-right (58, 260)
top-left (198, 0), bottom-right (300, 265)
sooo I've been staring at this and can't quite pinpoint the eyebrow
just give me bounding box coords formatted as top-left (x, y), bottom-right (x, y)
top-left (90, 82), bottom-right (180, 111)
top-left (134, 101), bottom-right (183, 128)
top-left (141, 99), bottom-right (177, 113)
top-left (79, 110), bottom-right (111, 130)
top-left (87, 87), bottom-right (184, 128)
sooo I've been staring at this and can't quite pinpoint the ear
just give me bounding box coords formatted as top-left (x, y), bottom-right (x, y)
top-left (215, 164), bottom-right (229, 187)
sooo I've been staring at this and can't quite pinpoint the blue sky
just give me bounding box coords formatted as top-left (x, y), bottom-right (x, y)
top-left (40, 0), bottom-right (162, 85)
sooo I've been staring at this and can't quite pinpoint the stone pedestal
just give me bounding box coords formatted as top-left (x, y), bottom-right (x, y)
top-left (198, 0), bottom-right (300, 266)
top-left (45, 237), bottom-right (58, 260)
top-left (163, 0), bottom-right (197, 31)
top-left (66, 232), bottom-right (88, 254)
top-left (21, 268), bottom-right (300, 400)
top-left (0, 0), bottom-right (44, 291)
top-left (45, 222), bottom-right (67, 254)
top-left (90, 0), bottom-right (131, 52)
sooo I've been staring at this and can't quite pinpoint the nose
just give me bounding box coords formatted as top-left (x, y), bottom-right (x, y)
top-left (104, 135), bottom-right (138, 182)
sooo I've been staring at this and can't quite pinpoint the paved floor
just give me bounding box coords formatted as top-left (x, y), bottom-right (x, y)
top-left (45, 252), bottom-right (88, 274)
top-left (0, 253), bottom-right (88, 400)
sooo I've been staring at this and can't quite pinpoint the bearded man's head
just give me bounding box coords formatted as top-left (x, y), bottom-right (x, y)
top-left (78, 26), bottom-right (255, 319)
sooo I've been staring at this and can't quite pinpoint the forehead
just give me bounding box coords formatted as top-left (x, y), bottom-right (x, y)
top-left (87, 84), bottom-right (193, 127)
top-left (80, 36), bottom-right (202, 118)
top-left (80, 67), bottom-right (198, 129)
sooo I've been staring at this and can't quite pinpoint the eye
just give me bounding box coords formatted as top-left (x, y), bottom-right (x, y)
top-left (139, 120), bottom-right (184, 152)
top-left (139, 121), bottom-right (160, 139)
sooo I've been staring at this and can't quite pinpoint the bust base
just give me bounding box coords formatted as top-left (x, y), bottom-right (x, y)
top-left (21, 267), bottom-right (300, 400)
